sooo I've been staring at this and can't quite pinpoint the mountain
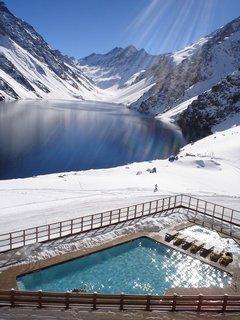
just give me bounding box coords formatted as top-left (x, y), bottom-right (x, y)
top-left (0, 1), bottom-right (239, 143)
top-left (79, 15), bottom-right (240, 134)
top-left (0, 1), bottom-right (102, 101)
top-left (130, 16), bottom-right (240, 116)
top-left (78, 45), bottom-right (163, 104)
top-left (79, 45), bottom-right (161, 89)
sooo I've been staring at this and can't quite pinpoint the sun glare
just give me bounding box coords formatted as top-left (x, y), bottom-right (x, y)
top-left (125, 0), bottom-right (218, 55)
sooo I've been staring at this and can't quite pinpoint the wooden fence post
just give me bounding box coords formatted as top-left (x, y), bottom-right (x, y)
top-left (149, 201), bottom-right (152, 215)
top-left (38, 290), bottom-right (42, 308)
top-left (23, 230), bottom-right (26, 246)
top-left (220, 207), bottom-right (224, 232)
top-left (9, 233), bottom-right (12, 250)
top-left (196, 199), bottom-right (199, 212)
top-left (10, 288), bottom-right (15, 308)
top-left (60, 222), bottom-right (62, 237)
top-left (134, 205), bottom-right (137, 218)
top-left (172, 293), bottom-right (178, 311)
top-left (36, 227), bottom-right (38, 242)
top-left (146, 294), bottom-right (151, 311)
top-left (93, 292), bottom-right (97, 310)
top-left (126, 207), bottom-right (129, 220)
top-left (197, 294), bottom-right (203, 312)
top-left (180, 194), bottom-right (183, 206)
top-left (65, 291), bottom-right (70, 309)
top-left (48, 225), bottom-right (51, 240)
top-left (222, 294), bottom-right (228, 312)
top-left (100, 213), bottom-right (103, 227)
top-left (230, 210), bottom-right (234, 236)
top-left (212, 204), bottom-right (216, 229)
top-left (120, 293), bottom-right (125, 311)
top-left (91, 215), bottom-right (94, 229)
top-left (70, 219), bottom-right (73, 234)
top-left (81, 217), bottom-right (84, 232)
top-left (110, 211), bottom-right (112, 224)
top-left (188, 196), bottom-right (191, 209)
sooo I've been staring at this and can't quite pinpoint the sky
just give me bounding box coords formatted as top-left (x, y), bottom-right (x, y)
top-left (4, 0), bottom-right (240, 58)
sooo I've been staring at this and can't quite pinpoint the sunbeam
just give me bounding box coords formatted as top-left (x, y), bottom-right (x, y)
top-left (124, 0), bottom-right (220, 55)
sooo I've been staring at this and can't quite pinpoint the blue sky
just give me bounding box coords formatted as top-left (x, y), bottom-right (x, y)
top-left (4, 0), bottom-right (240, 58)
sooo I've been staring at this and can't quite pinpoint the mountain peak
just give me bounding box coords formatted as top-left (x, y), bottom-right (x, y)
top-left (124, 45), bottom-right (138, 53)
top-left (0, 1), bottom-right (10, 13)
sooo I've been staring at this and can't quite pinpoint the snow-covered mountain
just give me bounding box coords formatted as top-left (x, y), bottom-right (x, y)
top-left (79, 45), bottom-right (161, 89)
top-left (78, 45), bottom-right (163, 104)
top-left (0, 1), bottom-right (103, 101)
top-left (130, 16), bottom-right (240, 116)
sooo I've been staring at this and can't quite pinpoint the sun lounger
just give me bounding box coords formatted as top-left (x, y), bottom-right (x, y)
top-left (200, 243), bottom-right (214, 257)
top-left (190, 240), bottom-right (204, 253)
top-left (173, 234), bottom-right (186, 246)
top-left (165, 230), bottom-right (179, 242)
top-left (210, 248), bottom-right (224, 262)
top-left (181, 237), bottom-right (195, 250)
top-left (219, 252), bottom-right (233, 266)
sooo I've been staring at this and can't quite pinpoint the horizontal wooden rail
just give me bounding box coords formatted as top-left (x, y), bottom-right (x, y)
top-left (0, 194), bottom-right (239, 252)
top-left (0, 195), bottom-right (181, 252)
top-left (0, 290), bottom-right (239, 312)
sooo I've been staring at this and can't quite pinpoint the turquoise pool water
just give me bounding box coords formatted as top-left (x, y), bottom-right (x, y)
top-left (17, 237), bottom-right (231, 294)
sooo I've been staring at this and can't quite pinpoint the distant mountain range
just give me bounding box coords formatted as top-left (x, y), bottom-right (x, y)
top-left (0, 1), bottom-right (239, 141)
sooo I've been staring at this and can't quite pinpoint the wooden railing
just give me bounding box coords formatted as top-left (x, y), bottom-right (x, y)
top-left (0, 195), bottom-right (182, 252)
top-left (181, 194), bottom-right (240, 239)
top-left (0, 289), bottom-right (239, 312)
top-left (0, 194), bottom-right (239, 252)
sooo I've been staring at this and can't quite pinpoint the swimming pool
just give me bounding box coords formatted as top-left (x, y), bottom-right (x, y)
top-left (17, 237), bottom-right (231, 294)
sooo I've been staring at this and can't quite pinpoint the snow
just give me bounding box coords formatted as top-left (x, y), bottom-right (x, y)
top-left (172, 37), bottom-right (209, 65)
top-left (156, 96), bottom-right (197, 123)
top-left (0, 124), bottom-right (239, 235)
top-left (181, 225), bottom-right (240, 256)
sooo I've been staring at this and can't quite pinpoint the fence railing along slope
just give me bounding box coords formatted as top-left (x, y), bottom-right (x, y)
top-left (0, 194), bottom-right (240, 252)
top-left (0, 194), bottom-right (182, 252)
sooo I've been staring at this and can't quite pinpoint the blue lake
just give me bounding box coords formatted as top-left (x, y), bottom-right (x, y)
top-left (0, 100), bottom-right (185, 179)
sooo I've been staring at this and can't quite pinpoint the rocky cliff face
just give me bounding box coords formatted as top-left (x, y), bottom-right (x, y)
top-left (177, 69), bottom-right (240, 141)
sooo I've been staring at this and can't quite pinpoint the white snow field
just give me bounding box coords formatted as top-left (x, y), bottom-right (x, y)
top-left (0, 122), bottom-right (239, 234)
